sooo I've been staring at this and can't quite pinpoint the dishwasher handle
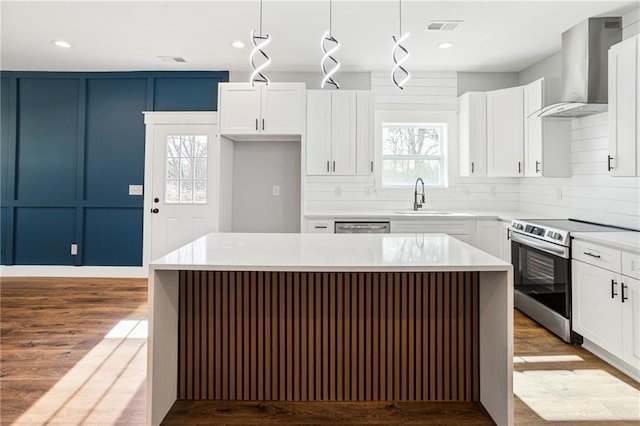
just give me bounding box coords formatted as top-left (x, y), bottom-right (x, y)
top-left (335, 222), bottom-right (390, 233)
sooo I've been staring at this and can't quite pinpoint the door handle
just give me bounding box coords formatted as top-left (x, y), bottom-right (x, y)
top-left (621, 282), bottom-right (628, 303)
top-left (151, 208), bottom-right (159, 214)
top-left (611, 279), bottom-right (618, 299)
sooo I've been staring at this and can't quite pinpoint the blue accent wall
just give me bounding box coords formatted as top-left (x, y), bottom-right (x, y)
top-left (0, 71), bottom-right (228, 266)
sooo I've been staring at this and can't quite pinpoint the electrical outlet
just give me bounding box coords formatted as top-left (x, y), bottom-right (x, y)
top-left (128, 184), bottom-right (143, 196)
top-left (556, 188), bottom-right (563, 201)
top-left (70, 244), bottom-right (78, 256)
top-left (272, 185), bottom-right (280, 196)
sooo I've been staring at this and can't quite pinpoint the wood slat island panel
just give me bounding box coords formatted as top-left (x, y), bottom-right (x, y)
top-left (177, 270), bottom-right (479, 402)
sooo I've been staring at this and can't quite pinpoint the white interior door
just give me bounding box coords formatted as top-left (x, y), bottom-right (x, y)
top-left (150, 124), bottom-right (219, 261)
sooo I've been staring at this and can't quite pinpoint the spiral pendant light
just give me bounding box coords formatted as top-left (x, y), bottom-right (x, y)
top-left (249, 0), bottom-right (271, 86)
top-left (391, 0), bottom-right (410, 90)
top-left (321, 0), bottom-right (340, 89)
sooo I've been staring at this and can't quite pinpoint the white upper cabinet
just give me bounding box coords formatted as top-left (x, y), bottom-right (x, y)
top-left (458, 92), bottom-right (487, 177)
top-left (523, 78), bottom-right (570, 177)
top-left (608, 35), bottom-right (639, 177)
top-left (305, 90), bottom-right (372, 176)
top-left (487, 86), bottom-right (524, 177)
top-left (218, 82), bottom-right (305, 138)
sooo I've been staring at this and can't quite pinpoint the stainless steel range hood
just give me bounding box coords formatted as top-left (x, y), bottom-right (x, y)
top-left (536, 17), bottom-right (622, 118)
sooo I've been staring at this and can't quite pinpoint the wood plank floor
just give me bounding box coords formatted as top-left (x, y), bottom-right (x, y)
top-left (2, 277), bottom-right (639, 425)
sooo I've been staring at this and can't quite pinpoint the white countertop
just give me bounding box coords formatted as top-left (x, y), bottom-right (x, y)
top-left (305, 210), bottom-right (551, 222)
top-left (572, 231), bottom-right (640, 253)
top-left (151, 232), bottom-right (512, 272)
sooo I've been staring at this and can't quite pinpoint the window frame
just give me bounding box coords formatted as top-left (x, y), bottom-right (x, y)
top-left (376, 113), bottom-right (451, 189)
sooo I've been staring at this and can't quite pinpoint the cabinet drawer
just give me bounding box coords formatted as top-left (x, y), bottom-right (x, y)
top-left (622, 251), bottom-right (640, 280)
top-left (391, 220), bottom-right (471, 235)
top-left (306, 220), bottom-right (334, 233)
top-left (573, 239), bottom-right (621, 273)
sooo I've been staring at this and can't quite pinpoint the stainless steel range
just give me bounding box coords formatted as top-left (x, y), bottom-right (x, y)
top-left (509, 218), bottom-right (630, 342)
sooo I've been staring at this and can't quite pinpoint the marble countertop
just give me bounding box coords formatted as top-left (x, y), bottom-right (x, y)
top-left (305, 210), bottom-right (552, 222)
top-left (150, 232), bottom-right (512, 272)
top-left (572, 231), bottom-right (640, 253)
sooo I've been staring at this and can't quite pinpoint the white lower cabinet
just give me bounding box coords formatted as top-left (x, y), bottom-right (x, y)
top-left (305, 220), bottom-right (334, 233)
top-left (572, 260), bottom-right (623, 355)
top-left (391, 220), bottom-right (472, 243)
top-left (474, 220), bottom-right (500, 257)
top-left (499, 221), bottom-right (512, 263)
top-left (572, 241), bottom-right (640, 376)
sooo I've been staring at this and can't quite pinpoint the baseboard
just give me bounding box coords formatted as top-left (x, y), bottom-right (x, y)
top-left (582, 339), bottom-right (640, 383)
top-left (0, 265), bottom-right (148, 278)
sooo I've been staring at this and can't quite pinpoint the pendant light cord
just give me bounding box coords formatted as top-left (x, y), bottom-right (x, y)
top-left (259, 0), bottom-right (263, 36)
top-left (329, 0), bottom-right (333, 36)
top-left (399, 0), bottom-right (402, 36)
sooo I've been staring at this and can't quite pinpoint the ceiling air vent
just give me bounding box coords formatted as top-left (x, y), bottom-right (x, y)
top-left (425, 20), bottom-right (463, 31)
top-left (158, 56), bottom-right (186, 63)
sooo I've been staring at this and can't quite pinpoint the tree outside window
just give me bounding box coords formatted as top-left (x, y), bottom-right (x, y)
top-left (382, 123), bottom-right (446, 186)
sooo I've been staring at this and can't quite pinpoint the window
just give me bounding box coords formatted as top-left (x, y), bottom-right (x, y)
top-left (381, 122), bottom-right (446, 187)
top-left (165, 135), bottom-right (208, 203)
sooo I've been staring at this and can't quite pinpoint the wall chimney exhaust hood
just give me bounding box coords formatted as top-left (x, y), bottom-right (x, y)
top-left (534, 17), bottom-right (622, 119)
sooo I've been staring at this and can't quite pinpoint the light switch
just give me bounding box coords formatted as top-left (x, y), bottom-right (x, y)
top-left (129, 185), bottom-right (143, 196)
top-left (70, 244), bottom-right (78, 256)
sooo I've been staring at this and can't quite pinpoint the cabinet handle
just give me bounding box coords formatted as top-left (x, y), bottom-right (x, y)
top-left (621, 282), bottom-right (628, 303)
top-left (535, 161), bottom-right (540, 173)
top-left (607, 155), bottom-right (613, 171)
top-left (151, 208), bottom-right (159, 214)
top-left (507, 228), bottom-right (511, 240)
top-left (314, 225), bottom-right (328, 229)
top-left (332, 161), bottom-right (336, 172)
top-left (471, 162), bottom-right (475, 174)
top-left (262, 118), bottom-right (265, 130)
top-left (255, 118), bottom-right (258, 131)
top-left (611, 279), bottom-right (618, 299)
top-left (326, 161), bottom-right (330, 172)
top-left (583, 252), bottom-right (601, 259)
top-left (370, 161), bottom-right (374, 173)
top-left (518, 161), bottom-right (522, 174)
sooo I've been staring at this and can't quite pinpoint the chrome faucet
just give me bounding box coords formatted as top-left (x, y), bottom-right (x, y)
top-left (414, 177), bottom-right (425, 210)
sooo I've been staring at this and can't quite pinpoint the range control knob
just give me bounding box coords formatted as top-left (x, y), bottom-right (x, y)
top-left (549, 232), bottom-right (562, 240)
top-left (514, 223), bottom-right (524, 230)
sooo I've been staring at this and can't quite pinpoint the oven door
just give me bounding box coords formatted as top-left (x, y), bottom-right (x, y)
top-left (511, 231), bottom-right (571, 319)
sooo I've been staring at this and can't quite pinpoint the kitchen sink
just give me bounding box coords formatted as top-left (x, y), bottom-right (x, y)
top-left (393, 210), bottom-right (472, 216)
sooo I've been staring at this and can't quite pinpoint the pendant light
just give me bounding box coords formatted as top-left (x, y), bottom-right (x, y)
top-left (391, 0), bottom-right (410, 90)
top-left (321, 0), bottom-right (340, 89)
top-left (250, 0), bottom-right (271, 86)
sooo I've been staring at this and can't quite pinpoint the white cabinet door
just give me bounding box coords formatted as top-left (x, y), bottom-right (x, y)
top-left (458, 92), bottom-right (487, 177)
top-left (261, 83), bottom-right (305, 134)
top-left (524, 79), bottom-right (543, 177)
top-left (622, 275), bottom-right (640, 369)
top-left (608, 36), bottom-right (638, 177)
top-left (356, 92), bottom-right (374, 175)
top-left (306, 91), bottom-right (332, 175)
top-left (487, 86), bottom-right (524, 177)
top-left (499, 221), bottom-right (512, 263)
top-left (331, 91), bottom-right (357, 175)
top-left (219, 83), bottom-right (261, 135)
top-left (572, 260), bottom-right (623, 355)
top-left (474, 220), bottom-right (500, 257)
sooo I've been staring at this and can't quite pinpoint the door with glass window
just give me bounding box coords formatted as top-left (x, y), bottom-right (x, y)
top-left (150, 124), bottom-right (218, 261)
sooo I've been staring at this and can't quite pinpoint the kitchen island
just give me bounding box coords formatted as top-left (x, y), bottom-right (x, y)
top-left (147, 233), bottom-right (513, 425)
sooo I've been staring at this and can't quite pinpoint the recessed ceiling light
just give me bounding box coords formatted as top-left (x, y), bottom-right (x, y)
top-left (437, 42), bottom-right (454, 49)
top-left (232, 40), bottom-right (245, 49)
top-left (52, 40), bottom-right (72, 48)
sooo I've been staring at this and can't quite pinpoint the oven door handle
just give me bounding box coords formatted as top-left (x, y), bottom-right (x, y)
top-left (510, 231), bottom-right (570, 259)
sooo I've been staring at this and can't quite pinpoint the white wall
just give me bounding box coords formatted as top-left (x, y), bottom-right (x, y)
top-left (304, 71), bottom-right (520, 213)
top-left (232, 140), bottom-right (301, 232)
top-left (458, 72), bottom-right (519, 96)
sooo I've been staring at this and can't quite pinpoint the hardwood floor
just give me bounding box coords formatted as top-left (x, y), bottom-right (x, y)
top-left (1, 277), bottom-right (639, 425)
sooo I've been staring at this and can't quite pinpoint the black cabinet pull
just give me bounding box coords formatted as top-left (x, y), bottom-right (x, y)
top-left (471, 162), bottom-right (475, 173)
top-left (611, 279), bottom-right (618, 298)
top-left (535, 161), bottom-right (540, 173)
top-left (518, 161), bottom-right (522, 174)
top-left (584, 252), bottom-right (601, 259)
top-left (314, 225), bottom-right (328, 229)
top-left (151, 208), bottom-right (159, 214)
top-left (507, 228), bottom-right (511, 240)
top-left (621, 283), bottom-right (628, 303)
top-left (255, 118), bottom-right (258, 131)
top-left (154, 197), bottom-right (159, 203)
top-left (262, 118), bottom-right (265, 130)
top-left (326, 161), bottom-right (330, 172)
top-left (370, 161), bottom-right (373, 173)
top-left (333, 161), bottom-right (336, 172)
top-left (607, 155), bottom-right (613, 171)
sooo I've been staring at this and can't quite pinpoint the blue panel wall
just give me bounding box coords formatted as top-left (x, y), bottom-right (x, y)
top-left (17, 78), bottom-right (79, 201)
top-left (14, 207), bottom-right (76, 265)
top-left (85, 78), bottom-right (147, 200)
top-left (0, 71), bottom-right (228, 266)
top-left (83, 208), bottom-right (143, 266)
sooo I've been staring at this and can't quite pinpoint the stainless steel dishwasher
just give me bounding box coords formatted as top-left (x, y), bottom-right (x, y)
top-left (334, 221), bottom-right (390, 233)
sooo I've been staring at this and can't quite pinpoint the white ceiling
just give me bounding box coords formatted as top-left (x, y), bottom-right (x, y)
top-left (0, 1), bottom-right (637, 73)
